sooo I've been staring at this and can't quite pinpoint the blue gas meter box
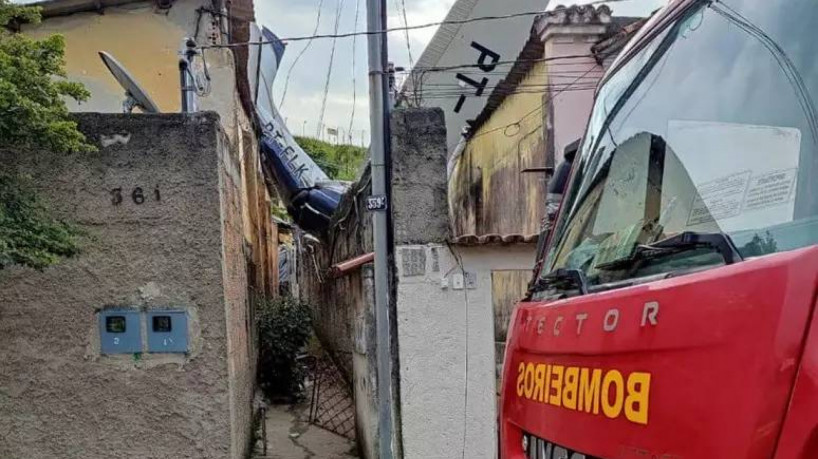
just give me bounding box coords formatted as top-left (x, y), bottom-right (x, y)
top-left (99, 309), bottom-right (142, 354)
top-left (146, 310), bottom-right (188, 353)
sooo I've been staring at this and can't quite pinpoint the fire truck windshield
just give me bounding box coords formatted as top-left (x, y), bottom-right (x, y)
top-left (540, 0), bottom-right (818, 295)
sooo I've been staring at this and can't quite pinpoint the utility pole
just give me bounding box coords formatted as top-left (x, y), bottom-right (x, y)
top-left (365, 0), bottom-right (394, 455)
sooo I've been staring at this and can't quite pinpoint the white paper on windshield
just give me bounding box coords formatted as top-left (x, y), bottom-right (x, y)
top-left (667, 120), bottom-right (801, 233)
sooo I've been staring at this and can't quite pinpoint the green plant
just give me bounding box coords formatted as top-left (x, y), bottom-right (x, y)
top-left (294, 136), bottom-right (366, 182)
top-left (271, 201), bottom-right (291, 223)
top-left (257, 295), bottom-right (313, 400)
top-left (0, 0), bottom-right (93, 270)
top-left (0, 1), bottom-right (94, 153)
top-left (0, 173), bottom-right (81, 270)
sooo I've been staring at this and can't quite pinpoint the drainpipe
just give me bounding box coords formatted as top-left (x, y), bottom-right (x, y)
top-left (179, 38), bottom-right (198, 113)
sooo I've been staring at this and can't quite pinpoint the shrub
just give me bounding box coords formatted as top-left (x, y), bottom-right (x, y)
top-left (257, 295), bottom-right (312, 400)
top-left (0, 172), bottom-right (82, 270)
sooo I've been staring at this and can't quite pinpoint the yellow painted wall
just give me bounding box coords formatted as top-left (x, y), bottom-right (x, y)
top-left (449, 60), bottom-right (548, 237)
top-left (23, 1), bottom-right (212, 113)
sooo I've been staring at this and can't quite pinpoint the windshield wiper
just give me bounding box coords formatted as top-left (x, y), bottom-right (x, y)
top-left (595, 231), bottom-right (744, 271)
top-left (533, 268), bottom-right (589, 296)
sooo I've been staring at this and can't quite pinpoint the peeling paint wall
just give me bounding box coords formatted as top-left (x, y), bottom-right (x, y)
top-left (0, 113), bottom-right (255, 459)
top-left (449, 60), bottom-right (549, 238)
top-left (491, 269), bottom-right (531, 393)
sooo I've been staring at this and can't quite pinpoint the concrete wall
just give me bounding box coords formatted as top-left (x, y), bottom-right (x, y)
top-left (395, 121), bottom-right (535, 457)
top-left (0, 113), bottom-right (254, 459)
top-left (392, 112), bottom-right (535, 455)
top-left (395, 243), bottom-right (534, 458)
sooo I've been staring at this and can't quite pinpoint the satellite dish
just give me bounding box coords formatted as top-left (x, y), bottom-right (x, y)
top-left (98, 51), bottom-right (161, 114)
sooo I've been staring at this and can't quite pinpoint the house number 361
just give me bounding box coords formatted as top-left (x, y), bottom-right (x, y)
top-left (110, 187), bottom-right (161, 205)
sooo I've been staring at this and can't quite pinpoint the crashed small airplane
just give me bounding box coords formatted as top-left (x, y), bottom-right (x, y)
top-left (248, 26), bottom-right (347, 234)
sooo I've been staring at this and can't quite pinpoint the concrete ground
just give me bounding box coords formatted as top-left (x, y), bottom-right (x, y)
top-left (255, 402), bottom-right (359, 459)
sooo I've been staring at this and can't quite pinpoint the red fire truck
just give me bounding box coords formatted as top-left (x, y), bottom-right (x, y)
top-left (500, 0), bottom-right (818, 457)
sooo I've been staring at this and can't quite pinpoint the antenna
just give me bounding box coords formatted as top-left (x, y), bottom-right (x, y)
top-left (98, 51), bottom-right (161, 114)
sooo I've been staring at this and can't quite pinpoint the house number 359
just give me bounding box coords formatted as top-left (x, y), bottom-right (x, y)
top-left (110, 187), bottom-right (161, 205)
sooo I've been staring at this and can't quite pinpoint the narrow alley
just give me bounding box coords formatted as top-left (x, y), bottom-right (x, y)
top-left (257, 403), bottom-right (358, 459)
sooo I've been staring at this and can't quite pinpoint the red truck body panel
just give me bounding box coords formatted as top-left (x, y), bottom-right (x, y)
top-left (500, 246), bottom-right (818, 459)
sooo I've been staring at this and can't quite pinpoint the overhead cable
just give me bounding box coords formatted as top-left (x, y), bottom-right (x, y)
top-left (348, 0), bottom-right (362, 140)
top-left (279, 0), bottom-right (327, 108)
top-left (469, 65), bottom-right (600, 140)
top-left (317, 0), bottom-right (348, 137)
top-left (202, 0), bottom-right (630, 47)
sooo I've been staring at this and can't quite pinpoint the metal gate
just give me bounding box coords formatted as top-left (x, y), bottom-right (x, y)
top-left (307, 353), bottom-right (356, 440)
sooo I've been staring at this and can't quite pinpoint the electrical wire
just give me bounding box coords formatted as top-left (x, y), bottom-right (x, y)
top-left (348, 0), bottom-right (362, 141)
top-left (317, 0), bottom-right (348, 137)
top-left (409, 86), bottom-right (599, 101)
top-left (279, 0), bottom-right (327, 109)
top-left (399, 54), bottom-right (597, 74)
top-left (395, 0), bottom-right (414, 69)
top-left (444, 242), bottom-right (471, 459)
top-left (401, 67), bottom-right (605, 78)
top-left (414, 78), bottom-right (603, 89)
top-left (710, 0), bottom-right (818, 142)
top-left (468, 65), bottom-right (600, 140)
top-left (201, 0), bottom-right (631, 47)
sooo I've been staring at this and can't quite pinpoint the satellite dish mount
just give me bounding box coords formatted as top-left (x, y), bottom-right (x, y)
top-left (98, 51), bottom-right (161, 114)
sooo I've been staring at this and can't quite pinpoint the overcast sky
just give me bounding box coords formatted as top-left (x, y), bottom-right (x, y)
top-left (255, 0), bottom-right (667, 144)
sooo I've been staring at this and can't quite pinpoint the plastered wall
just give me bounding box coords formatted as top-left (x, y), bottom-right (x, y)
top-left (0, 113), bottom-right (253, 459)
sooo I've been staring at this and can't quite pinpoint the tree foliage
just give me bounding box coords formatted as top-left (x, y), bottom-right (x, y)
top-left (0, 0), bottom-right (93, 270)
top-left (294, 136), bottom-right (366, 182)
top-left (0, 1), bottom-right (93, 153)
top-left (0, 173), bottom-right (81, 270)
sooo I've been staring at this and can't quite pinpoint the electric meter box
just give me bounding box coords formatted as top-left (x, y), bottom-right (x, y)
top-left (99, 309), bottom-right (142, 354)
top-left (146, 310), bottom-right (188, 353)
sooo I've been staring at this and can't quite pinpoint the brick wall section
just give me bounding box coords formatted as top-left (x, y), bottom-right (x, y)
top-left (218, 126), bottom-right (255, 459)
top-left (0, 113), bottom-right (253, 459)
top-left (299, 163), bottom-right (374, 378)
